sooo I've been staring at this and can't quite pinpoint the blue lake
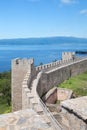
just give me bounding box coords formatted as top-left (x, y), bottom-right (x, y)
top-left (0, 38), bottom-right (87, 72)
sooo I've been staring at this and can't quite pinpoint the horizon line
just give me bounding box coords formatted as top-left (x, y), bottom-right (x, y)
top-left (0, 35), bottom-right (87, 40)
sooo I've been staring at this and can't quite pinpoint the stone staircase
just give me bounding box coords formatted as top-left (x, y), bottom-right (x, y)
top-left (30, 75), bottom-right (71, 130)
top-left (22, 65), bottom-right (72, 130)
top-left (28, 76), bottom-right (53, 129)
top-left (27, 73), bottom-right (63, 130)
top-left (23, 65), bottom-right (75, 130)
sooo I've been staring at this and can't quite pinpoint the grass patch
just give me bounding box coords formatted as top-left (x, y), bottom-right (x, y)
top-left (58, 71), bottom-right (87, 97)
top-left (0, 97), bottom-right (11, 114)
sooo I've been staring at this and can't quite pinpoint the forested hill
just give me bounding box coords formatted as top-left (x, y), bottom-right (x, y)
top-left (0, 36), bottom-right (87, 45)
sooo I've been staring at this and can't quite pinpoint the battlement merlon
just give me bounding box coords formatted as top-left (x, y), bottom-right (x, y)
top-left (62, 52), bottom-right (76, 61)
top-left (12, 58), bottom-right (34, 66)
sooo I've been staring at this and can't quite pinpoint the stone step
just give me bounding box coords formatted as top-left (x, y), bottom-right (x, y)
top-left (29, 98), bottom-right (38, 109)
top-left (32, 78), bottom-right (37, 83)
top-left (31, 79), bottom-right (37, 86)
top-left (30, 80), bottom-right (37, 92)
top-left (34, 105), bottom-right (44, 114)
top-left (30, 98), bottom-right (38, 104)
top-left (24, 88), bottom-right (31, 93)
top-left (46, 128), bottom-right (53, 130)
top-left (26, 93), bottom-right (34, 106)
top-left (27, 93), bottom-right (34, 98)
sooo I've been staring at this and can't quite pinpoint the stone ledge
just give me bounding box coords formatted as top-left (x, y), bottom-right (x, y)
top-left (61, 96), bottom-right (87, 121)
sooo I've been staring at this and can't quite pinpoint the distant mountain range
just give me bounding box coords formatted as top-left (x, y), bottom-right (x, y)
top-left (0, 36), bottom-right (87, 45)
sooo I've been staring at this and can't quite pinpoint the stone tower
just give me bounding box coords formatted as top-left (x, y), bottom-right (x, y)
top-left (11, 58), bottom-right (34, 111)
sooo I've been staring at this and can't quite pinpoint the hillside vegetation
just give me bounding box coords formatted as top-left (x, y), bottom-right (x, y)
top-left (0, 71), bottom-right (11, 114)
top-left (58, 71), bottom-right (87, 97)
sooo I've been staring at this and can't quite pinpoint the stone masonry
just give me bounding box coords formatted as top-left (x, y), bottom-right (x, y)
top-left (11, 58), bottom-right (34, 111)
top-left (61, 96), bottom-right (87, 130)
top-left (10, 52), bottom-right (87, 130)
top-left (0, 109), bottom-right (53, 130)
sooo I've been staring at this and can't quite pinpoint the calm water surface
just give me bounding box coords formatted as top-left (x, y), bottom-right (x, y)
top-left (0, 42), bottom-right (87, 72)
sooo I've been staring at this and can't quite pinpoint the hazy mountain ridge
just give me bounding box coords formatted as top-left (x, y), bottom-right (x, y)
top-left (0, 36), bottom-right (87, 45)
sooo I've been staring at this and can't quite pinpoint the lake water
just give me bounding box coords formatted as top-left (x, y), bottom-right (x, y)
top-left (0, 38), bottom-right (87, 72)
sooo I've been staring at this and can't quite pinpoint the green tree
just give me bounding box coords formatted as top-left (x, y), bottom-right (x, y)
top-left (0, 72), bottom-right (11, 106)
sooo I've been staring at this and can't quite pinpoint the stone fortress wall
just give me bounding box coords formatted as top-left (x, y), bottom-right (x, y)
top-left (11, 52), bottom-right (87, 130)
top-left (12, 52), bottom-right (76, 111)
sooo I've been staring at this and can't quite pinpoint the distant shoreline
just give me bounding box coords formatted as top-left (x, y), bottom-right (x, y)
top-left (76, 51), bottom-right (87, 54)
top-left (0, 36), bottom-right (87, 41)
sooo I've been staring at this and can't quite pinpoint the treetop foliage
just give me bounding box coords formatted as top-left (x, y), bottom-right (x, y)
top-left (0, 71), bottom-right (11, 106)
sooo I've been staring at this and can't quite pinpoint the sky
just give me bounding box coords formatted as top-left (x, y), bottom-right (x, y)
top-left (0, 0), bottom-right (87, 39)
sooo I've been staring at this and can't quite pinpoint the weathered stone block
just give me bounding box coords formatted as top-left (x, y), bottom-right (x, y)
top-left (42, 87), bottom-right (57, 104)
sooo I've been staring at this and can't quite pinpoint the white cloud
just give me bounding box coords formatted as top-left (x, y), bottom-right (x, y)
top-left (80, 9), bottom-right (87, 16)
top-left (60, 0), bottom-right (77, 4)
